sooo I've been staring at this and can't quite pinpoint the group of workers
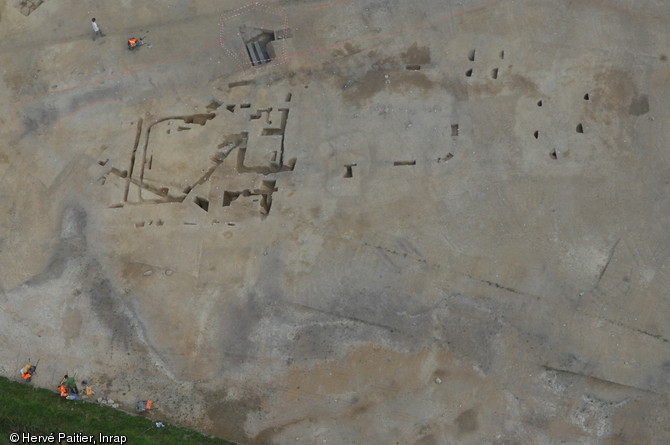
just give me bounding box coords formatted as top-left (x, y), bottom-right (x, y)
top-left (19, 361), bottom-right (152, 411)
top-left (90, 17), bottom-right (144, 50)
top-left (57, 375), bottom-right (95, 401)
top-left (20, 362), bottom-right (94, 401)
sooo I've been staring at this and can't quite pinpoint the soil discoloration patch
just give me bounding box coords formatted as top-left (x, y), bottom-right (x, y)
top-left (416, 433), bottom-right (439, 445)
top-left (466, 72), bottom-right (540, 98)
top-left (455, 407), bottom-right (479, 434)
top-left (440, 75), bottom-right (469, 101)
top-left (629, 94), bottom-right (649, 115)
top-left (207, 394), bottom-right (261, 444)
top-left (343, 70), bottom-right (433, 106)
top-left (86, 264), bottom-right (137, 350)
top-left (342, 70), bottom-right (386, 105)
top-left (244, 345), bottom-right (489, 443)
top-left (401, 42), bottom-right (431, 65)
top-left (333, 43), bottom-right (361, 58)
top-left (590, 70), bottom-right (636, 121)
top-left (16, 0), bottom-right (45, 16)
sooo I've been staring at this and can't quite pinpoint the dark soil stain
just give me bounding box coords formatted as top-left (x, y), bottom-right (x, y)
top-left (344, 43), bottom-right (360, 56)
top-left (416, 434), bottom-right (438, 445)
top-left (67, 85), bottom-right (120, 114)
top-left (21, 103), bottom-right (60, 136)
top-left (401, 42), bottom-right (431, 65)
top-left (343, 70), bottom-right (385, 105)
top-left (25, 205), bottom-right (87, 286)
top-left (23, 205), bottom-right (139, 350)
top-left (439, 75), bottom-right (468, 101)
top-left (214, 292), bottom-right (265, 371)
top-left (629, 94), bottom-right (649, 115)
top-left (590, 70), bottom-right (636, 121)
top-left (465, 72), bottom-right (540, 99)
top-left (253, 416), bottom-right (305, 445)
top-left (349, 400), bottom-right (372, 417)
top-left (343, 70), bottom-right (433, 107)
top-left (206, 394), bottom-right (261, 444)
top-left (85, 262), bottom-right (137, 350)
top-left (455, 407), bottom-right (479, 434)
top-left (398, 71), bottom-right (433, 90)
top-left (289, 323), bottom-right (340, 360)
top-left (507, 73), bottom-right (541, 97)
top-left (332, 43), bottom-right (361, 59)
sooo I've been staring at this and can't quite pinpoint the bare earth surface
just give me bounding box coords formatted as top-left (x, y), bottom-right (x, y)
top-left (1, 0), bottom-right (670, 443)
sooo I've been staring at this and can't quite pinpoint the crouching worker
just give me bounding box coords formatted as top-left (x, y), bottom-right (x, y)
top-left (20, 364), bottom-right (36, 382)
top-left (136, 399), bottom-right (153, 412)
top-left (57, 385), bottom-right (68, 398)
top-left (60, 374), bottom-right (79, 395)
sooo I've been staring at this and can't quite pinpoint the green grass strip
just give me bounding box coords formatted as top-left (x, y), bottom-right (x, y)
top-left (0, 376), bottom-right (236, 444)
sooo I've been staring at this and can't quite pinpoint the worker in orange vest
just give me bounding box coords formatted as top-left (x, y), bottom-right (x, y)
top-left (57, 385), bottom-right (68, 397)
top-left (136, 399), bottom-right (153, 412)
top-left (20, 363), bottom-right (37, 382)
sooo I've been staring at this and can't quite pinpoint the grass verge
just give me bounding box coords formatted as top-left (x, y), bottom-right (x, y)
top-left (0, 376), bottom-right (236, 444)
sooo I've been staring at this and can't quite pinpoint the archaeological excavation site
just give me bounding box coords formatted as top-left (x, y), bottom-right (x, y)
top-left (1, 0), bottom-right (670, 443)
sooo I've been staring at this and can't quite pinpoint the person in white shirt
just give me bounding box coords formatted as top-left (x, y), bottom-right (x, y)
top-left (91, 18), bottom-right (104, 40)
